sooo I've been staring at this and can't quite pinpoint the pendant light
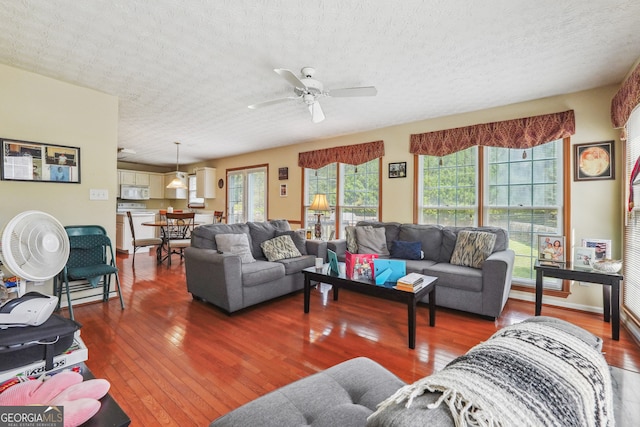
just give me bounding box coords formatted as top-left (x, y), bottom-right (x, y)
top-left (166, 141), bottom-right (188, 189)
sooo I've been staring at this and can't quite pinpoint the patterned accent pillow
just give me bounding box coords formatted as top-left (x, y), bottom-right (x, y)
top-left (345, 226), bottom-right (358, 253)
top-left (450, 231), bottom-right (497, 269)
top-left (261, 235), bottom-right (302, 262)
top-left (215, 233), bottom-right (256, 263)
top-left (276, 230), bottom-right (307, 255)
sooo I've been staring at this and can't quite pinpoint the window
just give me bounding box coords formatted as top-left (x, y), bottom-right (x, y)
top-left (624, 106), bottom-right (640, 324)
top-left (417, 139), bottom-right (565, 288)
top-left (187, 175), bottom-right (204, 208)
top-left (304, 158), bottom-right (380, 237)
top-left (227, 166), bottom-right (267, 224)
top-left (418, 147), bottom-right (477, 226)
top-left (485, 141), bottom-right (564, 288)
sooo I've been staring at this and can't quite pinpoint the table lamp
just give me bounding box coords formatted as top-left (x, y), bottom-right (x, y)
top-left (309, 194), bottom-right (330, 239)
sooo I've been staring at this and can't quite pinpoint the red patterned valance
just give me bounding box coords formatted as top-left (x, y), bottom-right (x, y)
top-left (298, 140), bottom-right (384, 169)
top-left (410, 110), bottom-right (575, 157)
top-left (611, 62), bottom-right (640, 128)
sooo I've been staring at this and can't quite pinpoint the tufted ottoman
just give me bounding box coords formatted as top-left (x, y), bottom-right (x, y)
top-left (209, 357), bottom-right (405, 427)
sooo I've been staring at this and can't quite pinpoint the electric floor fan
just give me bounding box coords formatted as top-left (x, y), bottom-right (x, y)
top-left (0, 211), bottom-right (69, 327)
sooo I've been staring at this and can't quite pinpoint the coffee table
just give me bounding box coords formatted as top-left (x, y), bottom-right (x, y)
top-left (302, 265), bottom-right (437, 349)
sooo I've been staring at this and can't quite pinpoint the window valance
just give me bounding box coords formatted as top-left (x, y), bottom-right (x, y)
top-left (611, 61), bottom-right (640, 128)
top-left (298, 140), bottom-right (384, 169)
top-left (410, 110), bottom-right (575, 157)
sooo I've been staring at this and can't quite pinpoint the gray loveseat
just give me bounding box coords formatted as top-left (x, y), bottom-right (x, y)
top-left (328, 221), bottom-right (515, 319)
top-left (184, 220), bottom-right (327, 313)
top-left (210, 317), bottom-right (612, 426)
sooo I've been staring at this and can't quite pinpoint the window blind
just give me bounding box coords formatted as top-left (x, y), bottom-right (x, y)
top-left (624, 106), bottom-right (640, 323)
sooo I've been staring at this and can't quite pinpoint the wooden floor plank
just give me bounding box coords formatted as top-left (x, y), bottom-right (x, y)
top-left (64, 252), bottom-right (640, 426)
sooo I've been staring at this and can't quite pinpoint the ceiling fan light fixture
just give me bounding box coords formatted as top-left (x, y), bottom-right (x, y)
top-left (166, 141), bottom-right (188, 190)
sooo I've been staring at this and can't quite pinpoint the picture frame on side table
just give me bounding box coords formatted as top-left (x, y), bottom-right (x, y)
top-left (1, 138), bottom-right (81, 183)
top-left (388, 162), bottom-right (407, 178)
top-left (537, 235), bottom-right (565, 263)
top-left (574, 141), bottom-right (614, 181)
top-left (581, 238), bottom-right (611, 260)
top-left (574, 246), bottom-right (596, 269)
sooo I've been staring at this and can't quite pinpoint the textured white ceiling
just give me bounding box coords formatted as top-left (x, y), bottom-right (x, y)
top-left (0, 0), bottom-right (639, 167)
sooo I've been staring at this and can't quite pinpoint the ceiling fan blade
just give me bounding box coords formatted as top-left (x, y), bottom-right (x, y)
top-left (309, 101), bottom-right (325, 123)
top-left (248, 96), bottom-right (300, 109)
top-left (274, 68), bottom-right (307, 88)
top-left (327, 86), bottom-right (378, 97)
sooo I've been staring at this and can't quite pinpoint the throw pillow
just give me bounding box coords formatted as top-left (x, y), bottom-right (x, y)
top-left (345, 226), bottom-right (358, 253)
top-left (276, 230), bottom-right (307, 255)
top-left (390, 240), bottom-right (423, 260)
top-left (214, 233), bottom-right (256, 263)
top-left (355, 226), bottom-right (389, 256)
top-left (450, 230), bottom-right (496, 269)
top-left (260, 235), bottom-right (302, 262)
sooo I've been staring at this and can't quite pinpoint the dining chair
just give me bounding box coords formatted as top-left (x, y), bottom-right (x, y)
top-left (57, 227), bottom-right (125, 320)
top-left (126, 211), bottom-right (163, 266)
top-left (164, 212), bottom-right (195, 266)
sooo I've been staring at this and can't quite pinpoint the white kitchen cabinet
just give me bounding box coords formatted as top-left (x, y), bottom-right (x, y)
top-left (148, 173), bottom-right (164, 199)
top-left (118, 170), bottom-right (150, 186)
top-left (195, 167), bottom-right (216, 199)
top-left (164, 171), bottom-right (188, 199)
top-left (116, 213), bottom-right (156, 254)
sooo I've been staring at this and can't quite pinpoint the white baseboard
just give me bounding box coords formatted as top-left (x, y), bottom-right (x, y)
top-left (509, 290), bottom-right (604, 314)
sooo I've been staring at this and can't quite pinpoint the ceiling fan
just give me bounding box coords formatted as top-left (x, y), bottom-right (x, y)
top-left (248, 67), bottom-right (377, 123)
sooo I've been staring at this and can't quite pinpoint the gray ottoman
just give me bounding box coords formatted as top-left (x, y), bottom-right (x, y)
top-left (210, 357), bottom-right (405, 427)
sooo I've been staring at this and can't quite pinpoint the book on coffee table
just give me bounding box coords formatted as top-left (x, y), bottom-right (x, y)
top-left (397, 272), bottom-right (424, 287)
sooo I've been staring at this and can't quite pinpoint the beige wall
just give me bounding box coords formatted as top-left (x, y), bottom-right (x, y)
top-left (193, 85), bottom-right (621, 313)
top-left (0, 64), bottom-right (118, 288)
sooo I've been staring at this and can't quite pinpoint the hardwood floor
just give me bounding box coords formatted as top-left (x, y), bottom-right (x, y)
top-left (71, 251), bottom-right (640, 426)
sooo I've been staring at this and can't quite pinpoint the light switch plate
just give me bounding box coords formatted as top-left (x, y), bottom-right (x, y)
top-left (89, 189), bottom-right (109, 200)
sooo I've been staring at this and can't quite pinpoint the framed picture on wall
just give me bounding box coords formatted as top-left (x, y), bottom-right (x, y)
top-left (388, 162), bottom-right (407, 178)
top-left (278, 167), bottom-right (288, 180)
top-left (1, 138), bottom-right (81, 183)
top-left (279, 184), bottom-right (288, 197)
top-left (574, 141), bottom-right (614, 181)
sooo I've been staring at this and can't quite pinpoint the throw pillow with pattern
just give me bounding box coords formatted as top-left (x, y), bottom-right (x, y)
top-left (345, 226), bottom-right (358, 253)
top-left (450, 230), bottom-right (497, 269)
top-left (261, 235), bottom-right (302, 262)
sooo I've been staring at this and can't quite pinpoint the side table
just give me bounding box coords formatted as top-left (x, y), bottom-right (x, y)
top-left (79, 363), bottom-right (131, 427)
top-left (534, 261), bottom-right (622, 340)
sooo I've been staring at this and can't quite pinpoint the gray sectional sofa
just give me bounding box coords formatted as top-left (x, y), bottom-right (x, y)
top-left (328, 221), bottom-right (515, 319)
top-left (184, 220), bottom-right (327, 313)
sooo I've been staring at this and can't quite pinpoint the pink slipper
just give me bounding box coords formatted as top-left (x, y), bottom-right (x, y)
top-left (49, 379), bottom-right (110, 405)
top-left (56, 397), bottom-right (101, 427)
top-left (0, 372), bottom-right (83, 406)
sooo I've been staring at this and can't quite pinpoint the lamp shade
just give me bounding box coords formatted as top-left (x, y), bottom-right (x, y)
top-left (166, 177), bottom-right (187, 189)
top-left (166, 141), bottom-right (187, 189)
top-left (309, 194), bottom-right (330, 212)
